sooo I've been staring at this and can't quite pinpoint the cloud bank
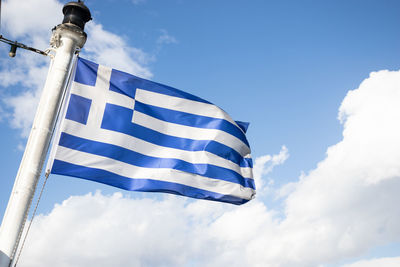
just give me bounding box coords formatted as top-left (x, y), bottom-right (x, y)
top-left (342, 257), bottom-right (400, 267)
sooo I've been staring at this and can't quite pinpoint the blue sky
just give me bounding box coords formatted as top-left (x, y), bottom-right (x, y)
top-left (1, 0), bottom-right (400, 266)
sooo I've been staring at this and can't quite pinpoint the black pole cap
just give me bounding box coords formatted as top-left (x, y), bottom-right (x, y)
top-left (62, 1), bottom-right (92, 30)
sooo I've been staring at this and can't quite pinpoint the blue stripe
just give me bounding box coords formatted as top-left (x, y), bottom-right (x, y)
top-left (75, 57), bottom-right (98, 86)
top-left (51, 160), bottom-right (249, 205)
top-left (59, 132), bottom-right (255, 189)
top-left (101, 104), bottom-right (253, 168)
top-left (134, 101), bottom-right (250, 147)
top-left (109, 68), bottom-right (211, 103)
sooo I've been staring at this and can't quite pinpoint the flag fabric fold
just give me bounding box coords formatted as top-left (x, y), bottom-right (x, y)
top-left (49, 57), bottom-right (255, 205)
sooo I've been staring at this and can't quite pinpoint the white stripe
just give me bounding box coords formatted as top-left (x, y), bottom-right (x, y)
top-left (62, 119), bottom-right (253, 179)
top-left (135, 88), bottom-right (242, 131)
top-left (133, 111), bottom-right (250, 156)
top-left (55, 146), bottom-right (255, 200)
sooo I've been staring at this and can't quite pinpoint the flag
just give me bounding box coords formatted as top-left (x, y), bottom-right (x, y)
top-left (48, 57), bottom-right (255, 205)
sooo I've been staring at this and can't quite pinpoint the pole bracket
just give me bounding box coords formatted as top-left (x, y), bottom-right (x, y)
top-left (0, 35), bottom-right (48, 57)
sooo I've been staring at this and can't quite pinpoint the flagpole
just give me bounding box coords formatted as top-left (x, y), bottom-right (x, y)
top-left (0, 2), bottom-right (91, 267)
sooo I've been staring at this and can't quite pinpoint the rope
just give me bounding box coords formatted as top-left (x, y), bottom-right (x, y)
top-left (0, 0), bottom-right (2, 34)
top-left (12, 171), bottom-right (50, 267)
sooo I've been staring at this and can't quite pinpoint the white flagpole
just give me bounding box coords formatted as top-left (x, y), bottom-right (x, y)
top-left (0, 2), bottom-right (91, 267)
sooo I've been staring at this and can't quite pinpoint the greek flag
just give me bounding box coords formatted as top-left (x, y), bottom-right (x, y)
top-left (49, 57), bottom-right (255, 205)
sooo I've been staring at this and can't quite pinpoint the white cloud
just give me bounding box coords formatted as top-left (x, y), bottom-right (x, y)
top-left (15, 69), bottom-right (400, 267)
top-left (157, 29), bottom-right (178, 45)
top-left (17, 193), bottom-right (273, 267)
top-left (341, 257), bottom-right (400, 267)
top-left (1, 0), bottom-right (62, 41)
top-left (0, 52), bottom-right (51, 137)
top-left (82, 23), bottom-right (153, 78)
top-left (0, 0), bottom-right (152, 137)
top-left (275, 69), bottom-right (400, 266)
top-left (132, 0), bottom-right (146, 5)
top-left (253, 145), bottom-right (289, 194)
